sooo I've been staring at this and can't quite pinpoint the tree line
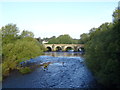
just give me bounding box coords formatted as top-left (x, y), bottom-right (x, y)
top-left (40, 34), bottom-right (79, 44)
top-left (82, 7), bottom-right (120, 88)
top-left (1, 24), bottom-right (45, 79)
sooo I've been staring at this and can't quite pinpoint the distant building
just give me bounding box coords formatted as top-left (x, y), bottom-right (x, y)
top-left (42, 40), bottom-right (48, 44)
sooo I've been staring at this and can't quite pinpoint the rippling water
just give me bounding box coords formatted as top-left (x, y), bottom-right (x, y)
top-left (2, 52), bottom-right (101, 88)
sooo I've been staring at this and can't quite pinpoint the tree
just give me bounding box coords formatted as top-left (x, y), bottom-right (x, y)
top-left (2, 37), bottom-right (44, 76)
top-left (48, 34), bottom-right (76, 44)
top-left (1, 24), bottom-right (19, 44)
top-left (78, 33), bottom-right (89, 44)
top-left (36, 37), bottom-right (42, 44)
top-left (57, 34), bottom-right (74, 44)
top-left (20, 30), bottom-right (34, 38)
top-left (48, 36), bottom-right (57, 44)
top-left (112, 5), bottom-right (120, 22)
top-left (85, 9), bottom-right (120, 87)
top-left (1, 24), bottom-right (44, 78)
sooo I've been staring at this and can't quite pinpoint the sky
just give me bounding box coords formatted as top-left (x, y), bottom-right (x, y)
top-left (0, 0), bottom-right (119, 39)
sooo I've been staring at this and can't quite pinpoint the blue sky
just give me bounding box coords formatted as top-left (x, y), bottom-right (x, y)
top-left (0, 1), bottom-right (119, 39)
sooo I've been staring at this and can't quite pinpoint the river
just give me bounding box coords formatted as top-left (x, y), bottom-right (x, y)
top-left (2, 52), bottom-right (101, 88)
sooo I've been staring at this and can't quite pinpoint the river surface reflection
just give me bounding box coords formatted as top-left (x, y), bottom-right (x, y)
top-left (44, 52), bottom-right (83, 57)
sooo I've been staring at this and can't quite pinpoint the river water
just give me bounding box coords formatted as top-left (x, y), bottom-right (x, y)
top-left (2, 52), bottom-right (101, 88)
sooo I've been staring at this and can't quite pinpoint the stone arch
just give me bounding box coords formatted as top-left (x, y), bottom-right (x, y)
top-left (54, 46), bottom-right (62, 51)
top-left (56, 46), bottom-right (62, 51)
top-left (46, 46), bottom-right (52, 51)
top-left (65, 46), bottom-right (74, 51)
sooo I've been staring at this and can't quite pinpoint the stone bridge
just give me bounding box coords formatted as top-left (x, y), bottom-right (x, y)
top-left (43, 44), bottom-right (84, 51)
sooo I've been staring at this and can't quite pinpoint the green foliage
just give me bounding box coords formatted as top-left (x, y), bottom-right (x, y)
top-left (20, 30), bottom-right (34, 38)
top-left (48, 34), bottom-right (78, 44)
top-left (2, 61), bottom-right (11, 77)
top-left (1, 24), bottom-right (19, 37)
top-left (78, 33), bottom-right (90, 44)
top-left (42, 37), bottom-right (50, 42)
top-left (0, 64), bottom-right (2, 82)
top-left (48, 36), bottom-right (57, 44)
top-left (85, 17), bottom-right (120, 87)
top-left (19, 67), bottom-right (31, 74)
top-left (36, 37), bottom-right (42, 44)
top-left (112, 7), bottom-right (120, 22)
top-left (57, 34), bottom-right (73, 44)
top-left (1, 23), bottom-right (19, 44)
top-left (1, 24), bottom-right (44, 78)
top-left (3, 37), bottom-right (43, 63)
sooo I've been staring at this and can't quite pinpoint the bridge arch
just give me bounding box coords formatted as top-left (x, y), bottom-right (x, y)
top-left (46, 46), bottom-right (52, 51)
top-left (55, 46), bottom-right (62, 51)
top-left (64, 46), bottom-right (74, 51)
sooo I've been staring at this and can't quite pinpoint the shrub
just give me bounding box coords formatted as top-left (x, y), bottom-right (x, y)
top-left (19, 67), bottom-right (32, 74)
